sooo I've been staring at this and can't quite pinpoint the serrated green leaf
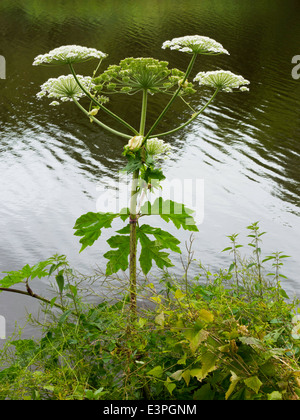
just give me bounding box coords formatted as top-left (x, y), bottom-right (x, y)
top-left (104, 235), bottom-right (130, 275)
top-left (139, 238), bottom-right (173, 275)
top-left (0, 259), bottom-right (51, 290)
top-left (142, 167), bottom-right (166, 184)
top-left (55, 272), bottom-right (64, 293)
top-left (148, 365), bottom-right (164, 378)
top-left (140, 198), bottom-right (198, 231)
top-left (164, 378), bottom-right (176, 395)
top-left (244, 376), bottom-right (262, 394)
top-left (73, 212), bottom-right (118, 252)
top-left (138, 224), bottom-right (181, 253)
top-left (119, 208), bottom-right (130, 222)
top-left (116, 224), bottom-right (131, 235)
top-left (122, 156), bottom-right (143, 173)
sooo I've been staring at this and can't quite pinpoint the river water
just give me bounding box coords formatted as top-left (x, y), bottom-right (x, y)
top-left (0, 0), bottom-right (300, 340)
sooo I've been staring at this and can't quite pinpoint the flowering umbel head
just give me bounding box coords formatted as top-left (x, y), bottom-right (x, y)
top-left (162, 35), bottom-right (229, 55)
top-left (36, 74), bottom-right (96, 105)
top-left (146, 138), bottom-right (173, 160)
top-left (94, 57), bottom-right (195, 96)
top-left (33, 45), bottom-right (107, 66)
top-left (194, 70), bottom-right (250, 92)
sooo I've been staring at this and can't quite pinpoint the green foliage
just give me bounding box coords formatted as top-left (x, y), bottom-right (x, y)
top-left (1, 231), bottom-right (300, 400)
top-left (0, 255), bottom-right (67, 290)
top-left (73, 198), bottom-right (198, 276)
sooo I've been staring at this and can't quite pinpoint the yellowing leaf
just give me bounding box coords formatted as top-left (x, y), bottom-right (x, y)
top-left (225, 371), bottom-right (240, 400)
top-left (201, 351), bottom-right (218, 379)
top-left (182, 370), bottom-right (191, 386)
top-left (190, 367), bottom-right (203, 380)
top-left (174, 289), bottom-right (186, 300)
top-left (184, 328), bottom-right (209, 353)
top-left (155, 312), bottom-right (165, 327)
top-left (177, 353), bottom-right (187, 365)
top-left (198, 309), bottom-right (214, 323)
top-left (170, 369), bottom-right (183, 381)
top-left (267, 391), bottom-right (282, 400)
top-left (244, 376), bottom-right (262, 394)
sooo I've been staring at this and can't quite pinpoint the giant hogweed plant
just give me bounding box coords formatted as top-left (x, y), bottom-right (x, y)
top-left (1, 36), bottom-right (250, 316)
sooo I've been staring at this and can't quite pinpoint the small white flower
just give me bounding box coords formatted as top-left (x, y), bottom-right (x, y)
top-left (162, 35), bottom-right (229, 55)
top-left (194, 70), bottom-right (250, 92)
top-left (33, 45), bottom-right (107, 66)
top-left (37, 74), bottom-right (95, 105)
top-left (49, 101), bottom-right (60, 106)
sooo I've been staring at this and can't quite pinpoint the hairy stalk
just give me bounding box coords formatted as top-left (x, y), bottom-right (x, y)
top-left (129, 89), bottom-right (148, 316)
top-left (69, 63), bottom-right (139, 136)
top-left (144, 53), bottom-right (197, 141)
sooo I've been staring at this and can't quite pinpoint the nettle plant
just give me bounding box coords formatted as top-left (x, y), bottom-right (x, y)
top-left (33, 35), bottom-right (250, 314)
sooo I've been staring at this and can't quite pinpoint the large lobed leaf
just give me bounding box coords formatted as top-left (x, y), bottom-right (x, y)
top-left (73, 212), bottom-right (120, 252)
top-left (140, 197), bottom-right (198, 231)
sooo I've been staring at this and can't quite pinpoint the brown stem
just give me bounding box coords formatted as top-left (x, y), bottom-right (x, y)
top-left (0, 287), bottom-right (64, 311)
top-left (129, 169), bottom-right (140, 317)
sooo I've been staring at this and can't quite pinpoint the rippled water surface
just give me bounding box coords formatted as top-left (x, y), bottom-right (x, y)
top-left (1, 0), bottom-right (300, 339)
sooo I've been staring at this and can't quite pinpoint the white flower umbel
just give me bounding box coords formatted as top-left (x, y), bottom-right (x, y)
top-left (162, 35), bottom-right (229, 55)
top-left (194, 70), bottom-right (250, 92)
top-left (146, 138), bottom-right (173, 159)
top-left (37, 74), bottom-right (95, 104)
top-left (33, 45), bottom-right (107, 66)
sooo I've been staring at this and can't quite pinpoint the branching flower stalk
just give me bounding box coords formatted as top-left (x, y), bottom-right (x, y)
top-left (31, 36), bottom-right (250, 319)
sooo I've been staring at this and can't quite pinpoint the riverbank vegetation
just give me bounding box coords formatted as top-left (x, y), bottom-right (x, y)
top-left (1, 224), bottom-right (300, 400)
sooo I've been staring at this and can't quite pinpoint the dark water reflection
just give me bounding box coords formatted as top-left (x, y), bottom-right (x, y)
top-left (0, 0), bottom-right (300, 339)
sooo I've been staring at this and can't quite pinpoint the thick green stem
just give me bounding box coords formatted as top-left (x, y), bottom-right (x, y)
top-left (72, 99), bottom-right (131, 139)
top-left (139, 89), bottom-right (148, 135)
top-left (129, 89), bottom-right (148, 316)
top-left (150, 88), bottom-right (219, 138)
top-left (69, 64), bottom-right (139, 136)
top-left (144, 53), bottom-right (198, 142)
top-left (129, 169), bottom-right (139, 315)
